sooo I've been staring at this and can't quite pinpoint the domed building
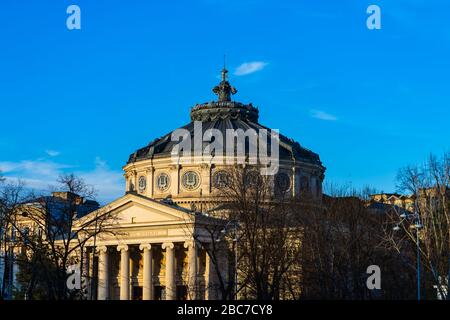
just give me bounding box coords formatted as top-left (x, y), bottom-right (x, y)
top-left (72, 67), bottom-right (326, 301)
top-left (123, 68), bottom-right (325, 210)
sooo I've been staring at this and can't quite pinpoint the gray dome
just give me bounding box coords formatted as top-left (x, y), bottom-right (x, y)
top-left (128, 68), bottom-right (323, 167)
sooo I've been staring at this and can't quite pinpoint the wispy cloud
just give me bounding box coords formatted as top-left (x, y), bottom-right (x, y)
top-left (45, 149), bottom-right (60, 157)
top-left (0, 158), bottom-right (124, 204)
top-left (234, 61), bottom-right (268, 76)
top-left (310, 109), bottom-right (338, 121)
top-left (80, 157), bottom-right (124, 204)
top-left (0, 160), bottom-right (71, 178)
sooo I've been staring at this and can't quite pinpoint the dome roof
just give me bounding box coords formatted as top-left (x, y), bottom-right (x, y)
top-left (127, 68), bottom-right (323, 167)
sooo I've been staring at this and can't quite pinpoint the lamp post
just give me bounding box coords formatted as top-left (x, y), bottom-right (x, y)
top-left (90, 210), bottom-right (99, 300)
top-left (416, 220), bottom-right (421, 301)
top-left (394, 210), bottom-right (423, 301)
top-left (216, 219), bottom-right (239, 300)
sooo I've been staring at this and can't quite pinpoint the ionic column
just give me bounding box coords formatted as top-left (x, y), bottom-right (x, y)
top-left (97, 246), bottom-right (109, 300)
top-left (162, 242), bottom-right (175, 300)
top-left (139, 244), bottom-right (153, 300)
top-left (82, 249), bottom-right (90, 299)
top-left (129, 251), bottom-right (134, 300)
top-left (184, 241), bottom-right (198, 300)
top-left (205, 246), bottom-right (217, 300)
top-left (218, 242), bottom-right (229, 289)
top-left (117, 244), bottom-right (130, 300)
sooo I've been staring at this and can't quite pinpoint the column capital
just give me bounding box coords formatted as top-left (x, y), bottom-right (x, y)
top-left (96, 245), bottom-right (108, 253)
top-left (117, 244), bottom-right (129, 252)
top-left (184, 240), bottom-right (197, 249)
top-left (168, 164), bottom-right (180, 171)
top-left (162, 242), bottom-right (174, 250)
top-left (139, 243), bottom-right (152, 251)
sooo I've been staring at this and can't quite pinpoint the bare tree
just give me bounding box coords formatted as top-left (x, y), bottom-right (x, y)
top-left (182, 200), bottom-right (237, 300)
top-left (5, 174), bottom-right (115, 300)
top-left (181, 165), bottom-right (436, 300)
top-left (386, 153), bottom-right (449, 299)
top-left (297, 185), bottom-right (420, 300)
top-left (184, 165), bottom-right (305, 300)
top-left (0, 177), bottom-right (29, 299)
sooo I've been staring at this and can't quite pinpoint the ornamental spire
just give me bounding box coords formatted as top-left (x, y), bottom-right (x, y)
top-left (213, 59), bottom-right (237, 102)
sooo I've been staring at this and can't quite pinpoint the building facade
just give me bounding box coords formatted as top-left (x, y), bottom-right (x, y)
top-left (76, 193), bottom-right (224, 300)
top-left (2, 67), bottom-right (326, 300)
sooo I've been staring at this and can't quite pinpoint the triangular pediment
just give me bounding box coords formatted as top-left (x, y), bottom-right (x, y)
top-left (76, 193), bottom-right (193, 227)
top-left (111, 201), bottom-right (184, 224)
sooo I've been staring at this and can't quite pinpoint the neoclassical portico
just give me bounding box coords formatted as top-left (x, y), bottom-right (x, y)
top-left (76, 192), bottom-right (224, 300)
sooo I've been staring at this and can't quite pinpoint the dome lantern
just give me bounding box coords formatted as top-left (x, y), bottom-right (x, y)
top-left (212, 67), bottom-right (237, 102)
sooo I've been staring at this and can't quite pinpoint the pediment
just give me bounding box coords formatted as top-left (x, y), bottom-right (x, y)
top-left (77, 193), bottom-right (192, 227)
top-left (111, 201), bottom-right (183, 224)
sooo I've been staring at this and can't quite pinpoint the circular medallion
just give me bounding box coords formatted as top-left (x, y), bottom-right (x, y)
top-left (275, 172), bottom-right (291, 193)
top-left (213, 170), bottom-right (230, 189)
top-left (138, 176), bottom-right (147, 192)
top-left (245, 170), bottom-right (262, 187)
top-left (182, 171), bottom-right (200, 190)
top-left (156, 173), bottom-right (170, 192)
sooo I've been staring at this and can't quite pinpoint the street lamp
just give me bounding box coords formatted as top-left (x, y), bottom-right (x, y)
top-left (393, 210), bottom-right (423, 300)
top-left (216, 219), bottom-right (239, 300)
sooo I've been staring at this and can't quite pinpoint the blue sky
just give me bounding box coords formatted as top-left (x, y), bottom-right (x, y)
top-left (0, 0), bottom-right (449, 203)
